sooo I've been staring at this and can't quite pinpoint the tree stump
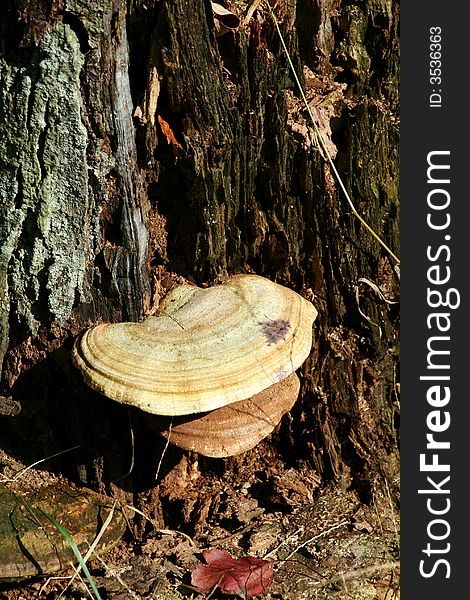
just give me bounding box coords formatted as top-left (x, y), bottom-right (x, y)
top-left (1, 0), bottom-right (399, 528)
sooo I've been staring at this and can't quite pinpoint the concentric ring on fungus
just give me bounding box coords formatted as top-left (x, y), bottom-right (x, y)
top-left (72, 274), bottom-right (317, 416)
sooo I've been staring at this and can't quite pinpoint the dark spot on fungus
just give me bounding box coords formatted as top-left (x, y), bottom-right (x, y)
top-left (259, 319), bottom-right (291, 345)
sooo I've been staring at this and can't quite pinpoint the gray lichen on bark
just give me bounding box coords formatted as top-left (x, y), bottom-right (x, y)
top-left (0, 23), bottom-right (88, 368)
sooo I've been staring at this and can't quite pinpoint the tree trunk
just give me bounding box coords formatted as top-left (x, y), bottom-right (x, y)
top-left (1, 0), bottom-right (399, 526)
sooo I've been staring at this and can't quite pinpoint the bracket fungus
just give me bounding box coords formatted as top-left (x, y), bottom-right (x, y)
top-left (72, 274), bottom-right (317, 456)
top-left (149, 373), bottom-right (301, 458)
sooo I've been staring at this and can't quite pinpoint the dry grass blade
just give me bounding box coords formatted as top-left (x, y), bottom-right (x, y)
top-left (263, 525), bottom-right (304, 559)
top-left (310, 560), bottom-right (400, 591)
top-left (112, 407), bottom-right (135, 483)
top-left (125, 504), bottom-right (196, 546)
top-left (155, 419), bottom-right (172, 480)
top-left (69, 563), bottom-right (96, 600)
top-left (280, 520), bottom-right (349, 563)
top-left (57, 502), bottom-right (118, 598)
top-left (264, 0), bottom-right (400, 268)
top-left (355, 277), bottom-right (399, 336)
top-left (0, 445), bottom-right (81, 483)
top-left (92, 553), bottom-right (141, 600)
top-left (38, 576), bottom-right (73, 598)
top-left (357, 277), bottom-right (399, 304)
top-left (37, 507), bottom-right (102, 600)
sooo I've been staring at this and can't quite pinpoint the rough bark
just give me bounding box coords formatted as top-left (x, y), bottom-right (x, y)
top-left (1, 0), bottom-right (399, 514)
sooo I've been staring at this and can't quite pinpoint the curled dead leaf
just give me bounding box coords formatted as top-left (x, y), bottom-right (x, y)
top-left (211, 2), bottom-right (240, 36)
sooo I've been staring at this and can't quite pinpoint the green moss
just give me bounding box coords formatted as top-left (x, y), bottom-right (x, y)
top-left (65, 0), bottom-right (111, 47)
top-left (341, 6), bottom-right (372, 81)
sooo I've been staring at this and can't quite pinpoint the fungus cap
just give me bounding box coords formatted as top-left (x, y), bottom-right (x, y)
top-left (147, 373), bottom-right (300, 457)
top-left (72, 274), bottom-right (317, 416)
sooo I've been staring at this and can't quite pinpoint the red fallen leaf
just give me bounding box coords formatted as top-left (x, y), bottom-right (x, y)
top-left (191, 548), bottom-right (274, 598)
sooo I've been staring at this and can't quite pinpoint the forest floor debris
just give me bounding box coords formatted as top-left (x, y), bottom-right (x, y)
top-left (0, 446), bottom-right (399, 599)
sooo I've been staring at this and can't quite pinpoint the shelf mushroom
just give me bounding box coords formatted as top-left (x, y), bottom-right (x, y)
top-left (72, 274), bottom-right (317, 456)
top-left (148, 373), bottom-right (301, 458)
